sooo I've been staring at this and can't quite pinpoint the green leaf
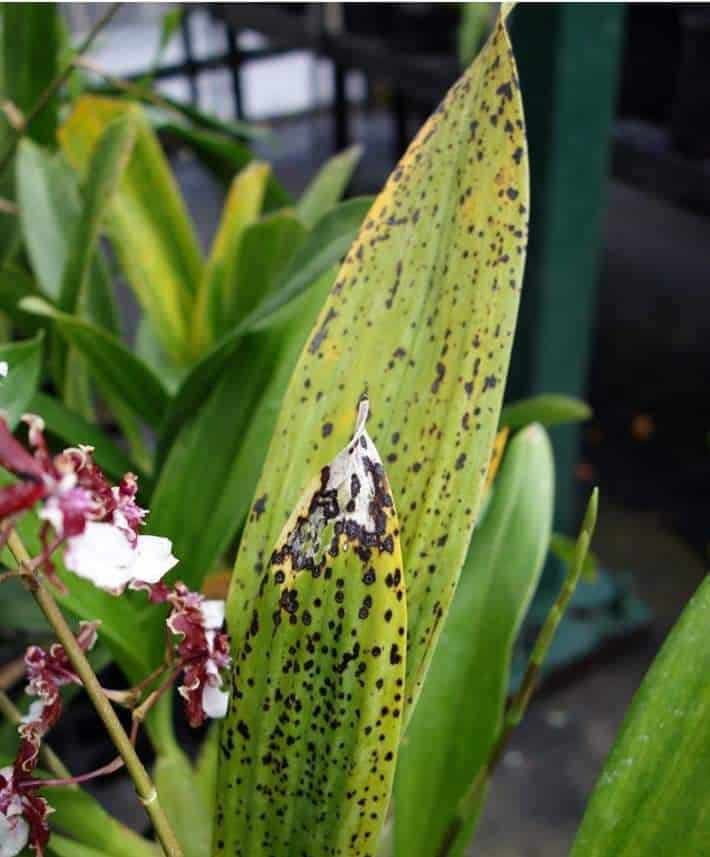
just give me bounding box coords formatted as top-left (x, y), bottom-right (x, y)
top-left (2, 4), bottom-right (59, 144)
top-left (59, 96), bottom-right (204, 364)
top-left (191, 162), bottom-right (271, 354)
top-left (216, 400), bottom-right (406, 856)
top-left (225, 9), bottom-right (528, 727)
top-left (16, 141), bottom-right (120, 337)
top-left (155, 120), bottom-right (290, 211)
top-left (297, 144), bottom-right (363, 228)
top-left (394, 424), bottom-right (554, 857)
top-left (154, 748), bottom-right (211, 857)
top-left (28, 391), bottom-right (145, 485)
top-left (571, 573), bottom-right (710, 857)
top-left (58, 113), bottom-right (137, 314)
top-left (156, 198), bottom-right (370, 466)
top-left (149, 271), bottom-right (333, 590)
top-left (0, 265), bottom-right (43, 336)
top-left (222, 210), bottom-right (306, 334)
top-left (45, 785), bottom-right (157, 857)
top-left (500, 393), bottom-right (591, 431)
top-left (0, 332), bottom-right (43, 428)
top-left (20, 297), bottom-right (169, 427)
top-left (195, 725), bottom-right (219, 811)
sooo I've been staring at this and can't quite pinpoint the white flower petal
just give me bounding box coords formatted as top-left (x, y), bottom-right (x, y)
top-left (0, 361), bottom-right (8, 379)
top-left (200, 599), bottom-right (225, 630)
top-left (131, 535), bottom-right (178, 583)
top-left (39, 497), bottom-right (64, 535)
top-left (0, 812), bottom-right (28, 857)
top-left (20, 699), bottom-right (45, 725)
top-left (202, 681), bottom-right (229, 719)
top-left (64, 524), bottom-right (177, 592)
top-left (65, 522), bottom-right (137, 591)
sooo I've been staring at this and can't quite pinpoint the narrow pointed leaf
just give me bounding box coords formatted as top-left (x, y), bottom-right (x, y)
top-left (28, 391), bottom-right (145, 485)
top-left (20, 297), bottom-right (169, 427)
top-left (59, 96), bottom-right (204, 363)
top-left (15, 140), bottom-right (121, 334)
top-left (149, 271), bottom-right (333, 589)
top-left (0, 332), bottom-right (43, 429)
top-left (58, 113), bottom-right (137, 313)
top-left (2, 4), bottom-right (59, 144)
top-left (192, 162), bottom-right (270, 354)
top-left (570, 574), bottom-right (710, 857)
top-left (216, 400), bottom-right (406, 856)
top-left (154, 748), bottom-right (211, 857)
top-left (500, 394), bottom-right (591, 431)
top-left (226, 9), bottom-right (528, 722)
top-left (298, 144), bottom-right (363, 228)
top-left (394, 424), bottom-right (554, 857)
top-left (156, 197), bottom-right (370, 465)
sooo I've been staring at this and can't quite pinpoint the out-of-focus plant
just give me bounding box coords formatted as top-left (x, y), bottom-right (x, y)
top-left (1, 6), bottom-right (708, 857)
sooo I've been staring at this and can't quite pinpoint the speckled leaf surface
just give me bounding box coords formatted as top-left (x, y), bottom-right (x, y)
top-left (570, 574), bottom-right (710, 857)
top-left (225, 9), bottom-right (527, 721)
top-left (215, 400), bottom-right (406, 857)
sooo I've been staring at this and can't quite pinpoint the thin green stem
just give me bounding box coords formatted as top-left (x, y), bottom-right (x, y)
top-left (437, 489), bottom-right (599, 857)
top-left (7, 530), bottom-right (183, 857)
top-left (0, 3), bottom-right (122, 173)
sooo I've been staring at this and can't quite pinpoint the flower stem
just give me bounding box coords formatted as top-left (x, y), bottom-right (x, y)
top-left (7, 529), bottom-right (184, 857)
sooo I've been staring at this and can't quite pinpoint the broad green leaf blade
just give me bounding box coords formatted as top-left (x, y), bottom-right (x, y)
top-left (393, 424), bottom-right (554, 857)
top-left (44, 784), bottom-right (157, 857)
top-left (20, 297), bottom-right (169, 427)
top-left (500, 393), bottom-right (591, 431)
top-left (156, 198), bottom-right (370, 466)
top-left (192, 162), bottom-right (270, 354)
top-left (149, 271), bottom-right (333, 590)
top-left (570, 574), bottom-right (710, 857)
top-left (58, 113), bottom-right (137, 313)
top-left (15, 140), bottom-right (120, 333)
top-left (2, 4), bottom-right (59, 144)
top-left (297, 144), bottom-right (363, 228)
top-left (0, 332), bottom-right (43, 428)
top-left (226, 10), bottom-right (528, 720)
top-left (216, 400), bottom-right (406, 857)
top-left (154, 747), bottom-right (211, 857)
top-left (223, 210), bottom-right (306, 334)
top-left (16, 141), bottom-right (78, 301)
top-left (28, 391), bottom-right (146, 485)
top-left (59, 96), bottom-right (204, 364)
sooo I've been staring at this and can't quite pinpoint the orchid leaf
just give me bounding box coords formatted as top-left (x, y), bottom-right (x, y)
top-left (149, 270), bottom-right (333, 590)
top-left (500, 393), bottom-right (591, 431)
top-left (58, 113), bottom-right (137, 314)
top-left (297, 144), bottom-right (363, 228)
top-left (394, 424), bottom-right (554, 857)
top-left (28, 391), bottom-right (145, 485)
top-left (2, 4), bottom-right (59, 145)
top-left (156, 197), bottom-right (371, 466)
top-left (215, 399), bottom-right (406, 856)
top-left (154, 748), bottom-right (211, 857)
top-left (570, 573), bottom-right (710, 857)
top-left (225, 7), bottom-right (528, 730)
top-left (16, 141), bottom-right (120, 335)
top-left (0, 265), bottom-right (43, 336)
top-left (192, 162), bottom-right (270, 355)
top-left (20, 297), bottom-right (169, 427)
top-left (59, 96), bottom-right (204, 364)
top-left (0, 332), bottom-right (43, 429)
